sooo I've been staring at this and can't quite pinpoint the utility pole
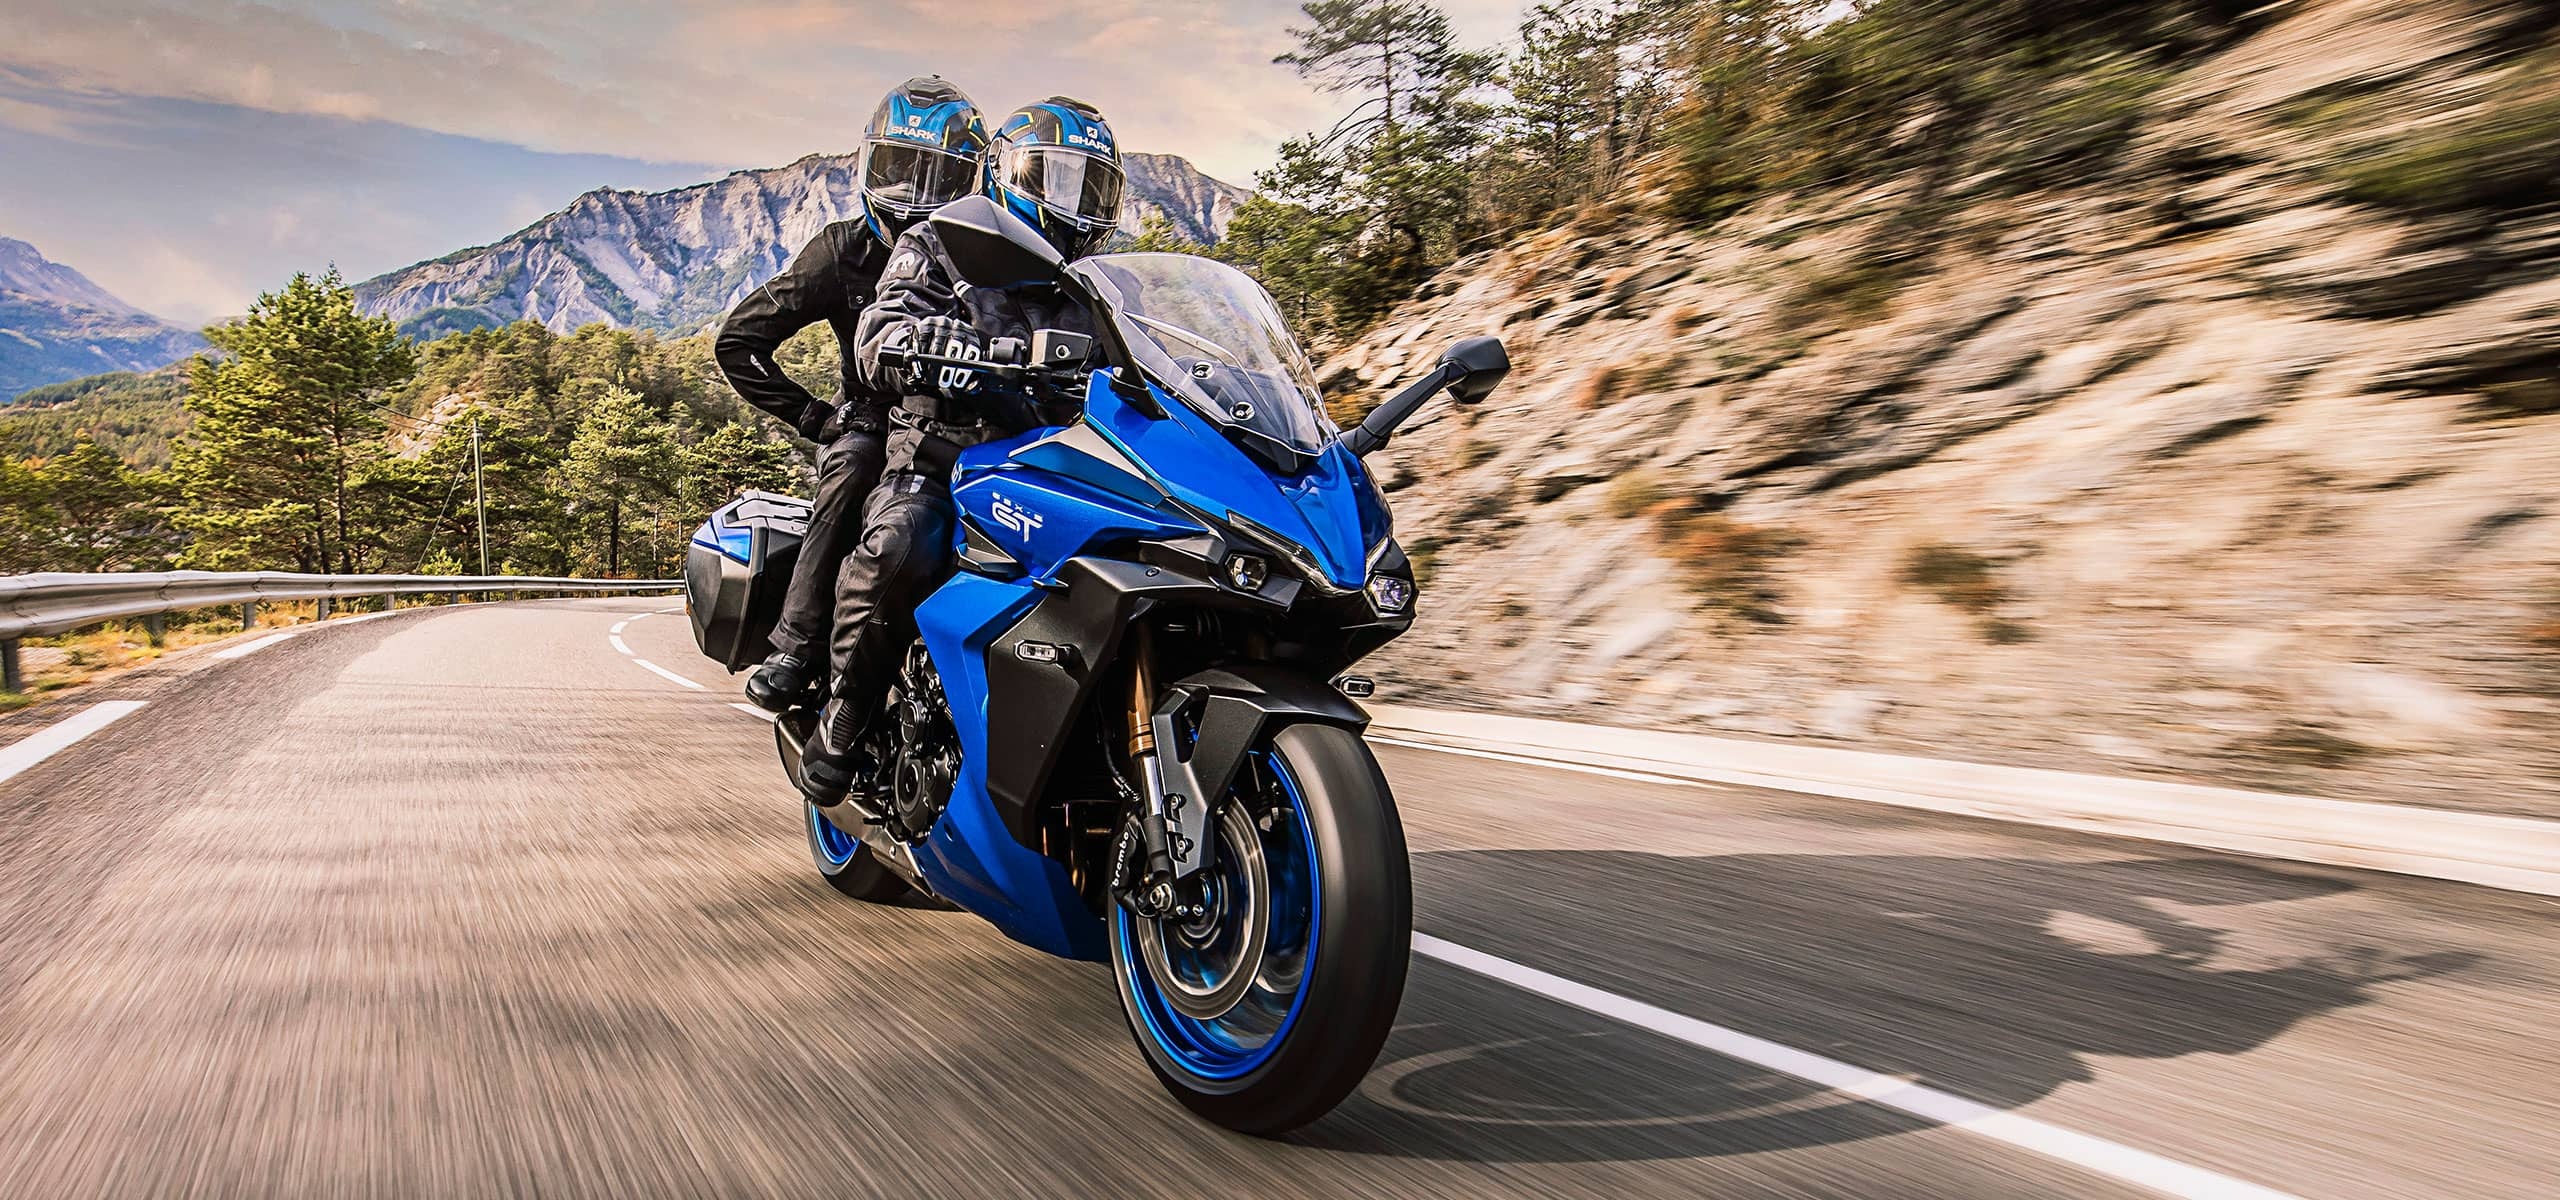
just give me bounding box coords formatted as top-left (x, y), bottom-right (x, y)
top-left (471, 419), bottom-right (490, 576)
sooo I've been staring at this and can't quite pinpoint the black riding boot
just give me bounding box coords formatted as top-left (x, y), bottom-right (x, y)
top-left (754, 429), bottom-right (885, 711)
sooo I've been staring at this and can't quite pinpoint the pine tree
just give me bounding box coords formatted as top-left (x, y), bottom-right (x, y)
top-left (169, 269), bottom-right (415, 573)
top-left (680, 423), bottom-right (796, 511)
top-left (35, 440), bottom-right (176, 571)
top-left (556, 386), bottom-right (679, 576)
top-left (1259, 0), bottom-right (1498, 338)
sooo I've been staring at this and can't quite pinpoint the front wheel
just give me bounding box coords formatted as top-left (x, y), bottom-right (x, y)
top-left (1110, 723), bottom-right (1411, 1135)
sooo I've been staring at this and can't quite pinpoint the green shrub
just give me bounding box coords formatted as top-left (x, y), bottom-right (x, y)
top-left (1901, 543), bottom-right (2009, 612)
top-left (1779, 254), bottom-right (1914, 331)
top-left (2330, 46), bottom-right (2560, 212)
top-left (2333, 89), bottom-right (2560, 211)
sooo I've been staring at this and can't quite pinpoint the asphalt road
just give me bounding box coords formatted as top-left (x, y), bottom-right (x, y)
top-left (0, 597), bottom-right (2553, 1198)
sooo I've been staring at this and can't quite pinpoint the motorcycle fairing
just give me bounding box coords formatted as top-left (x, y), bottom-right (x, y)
top-left (915, 371), bottom-right (1397, 961)
top-left (907, 570), bottom-right (1105, 961)
top-left (1076, 372), bottom-right (1390, 592)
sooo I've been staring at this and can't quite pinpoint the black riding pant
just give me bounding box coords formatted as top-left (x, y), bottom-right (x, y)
top-left (827, 465), bottom-right (957, 721)
top-left (768, 428), bottom-right (886, 665)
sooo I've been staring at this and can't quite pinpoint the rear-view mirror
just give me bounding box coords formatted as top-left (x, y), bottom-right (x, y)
top-left (1441, 336), bottom-right (1511, 404)
top-left (1337, 334), bottom-right (1511, 457)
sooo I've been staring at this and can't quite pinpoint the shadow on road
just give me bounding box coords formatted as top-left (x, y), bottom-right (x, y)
top-left (1299, 849), bottom-right (2475, 1163)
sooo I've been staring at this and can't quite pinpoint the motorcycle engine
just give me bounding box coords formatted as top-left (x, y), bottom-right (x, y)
top-left (882, 639), bottom-right (958, 842)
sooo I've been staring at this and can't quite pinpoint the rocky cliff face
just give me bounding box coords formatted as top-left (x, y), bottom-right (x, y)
top-left (1337, 0), bottom-right (2560, 815)
top-left (1121, 152), bottom-right (1251, 245)
top-left (0, 238), bottom-right (205, 399)
top-left (354, 152), bottom-right (1247, 338)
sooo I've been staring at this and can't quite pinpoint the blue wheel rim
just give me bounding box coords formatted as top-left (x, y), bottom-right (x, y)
top-left (1115, 751), bottom-right (1320, 1081)
top-left (809, 803), bottom-right (860, 869)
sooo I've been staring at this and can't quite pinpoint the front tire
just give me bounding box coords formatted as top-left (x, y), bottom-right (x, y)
top-left (1110, 723), bottom-right (1411, 1135)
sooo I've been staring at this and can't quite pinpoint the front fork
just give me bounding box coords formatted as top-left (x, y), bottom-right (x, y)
top-left (1117, 624), bottom-right (1210, 920)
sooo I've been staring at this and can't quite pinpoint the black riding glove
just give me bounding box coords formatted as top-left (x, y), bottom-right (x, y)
top-left (792, 400), bottom-right (840, 442)
top-left (906, 316), bottom-right (987, 400)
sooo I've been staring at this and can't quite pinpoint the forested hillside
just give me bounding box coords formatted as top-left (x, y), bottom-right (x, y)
top-left (1, 370), bottom-right (189, 468)
top-left (1232, 0), bottom-right (2560, 812)
top-left (0, 271), bottom-right (811, 579)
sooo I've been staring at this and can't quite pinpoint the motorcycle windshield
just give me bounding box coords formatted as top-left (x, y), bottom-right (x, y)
top-left (1067, 254), bottom-right (1338, 468)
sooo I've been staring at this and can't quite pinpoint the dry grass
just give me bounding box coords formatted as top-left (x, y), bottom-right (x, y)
top-left (1653, 501), bottom-right (1795, 624)
top-left (9, 599), bottom-right (394, 708)
top-left (1635, 350), bottom-right (1689, 394)
top-left (2244, 722), bottom-right (2376, 769)
top-left (1605, 470), bottom-right (1668, 519)
top-left (1572, 363), bottom-right (1627, 411)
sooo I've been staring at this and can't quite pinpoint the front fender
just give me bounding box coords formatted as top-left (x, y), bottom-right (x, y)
top-left (1149, 662), bottom-right (1370, 877)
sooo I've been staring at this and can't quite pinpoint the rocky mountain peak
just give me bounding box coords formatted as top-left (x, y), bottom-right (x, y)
top-left (0, 237), bottom-right (142, 317)
top-left (353, 152), bottom-right (1249, 339)
top-left (0, 238), bottom-right (205, 399)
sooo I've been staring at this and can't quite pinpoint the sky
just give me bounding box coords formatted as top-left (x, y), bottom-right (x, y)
top-left (0, 0), bottom-right (1524, 325)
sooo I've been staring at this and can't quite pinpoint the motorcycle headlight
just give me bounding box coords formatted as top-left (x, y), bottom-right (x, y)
top-left (1224, 553), bottom-right (1270, 592)
top-left (1365, 575), bottom-right (1414, 615)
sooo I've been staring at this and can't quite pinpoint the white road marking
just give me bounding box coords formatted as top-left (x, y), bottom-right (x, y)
top-left (1412, 935), bottom-right (2300, 1200)
top-left (609, 635), bottom-right (634, 656)
top-left (331, 610), bottom-right (401, 625)
top-left (0, 701), bottom-right (148, 785)
top-left (610, 621), bottom-right (630, 635)
top-left (730, 703), bottom-right (778, 722)
top-left (212, 633), bottom-right (296, 660)
top-left (1372, 735), bottom-right (1712, 789)
top-left (632, 658), bottom-right (705, 690)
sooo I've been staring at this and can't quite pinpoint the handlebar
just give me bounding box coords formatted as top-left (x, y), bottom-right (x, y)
top-left (875, 345), bottom-right (1086, 383)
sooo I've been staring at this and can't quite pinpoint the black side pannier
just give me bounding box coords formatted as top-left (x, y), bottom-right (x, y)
top-left (685, 490), bottom-right (812, 672)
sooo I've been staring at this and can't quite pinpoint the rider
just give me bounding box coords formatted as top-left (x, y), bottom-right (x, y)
top-left (716, 76), bottom-right (988, 712)
top-left (800, 96), bottom-right (1128, 801)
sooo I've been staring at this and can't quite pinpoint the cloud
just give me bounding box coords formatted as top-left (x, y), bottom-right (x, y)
top-left (0, 75), bottom-right (716, 322)
top-left (0, 0), bottom-right (1537, 317)
top-left (2, 0), bottom-right (1530, 185)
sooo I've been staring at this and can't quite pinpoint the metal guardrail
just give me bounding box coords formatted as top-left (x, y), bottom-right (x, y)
top-left (0, 571), bottom-right (682, 691)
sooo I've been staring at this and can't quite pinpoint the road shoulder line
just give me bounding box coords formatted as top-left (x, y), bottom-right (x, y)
top-left (1413, 933), bottom-right (2301, 1200)
top-left (0, 701), bottom-right (148, 785)
top-left (1368, 704), bottom-right (2560, 897)
top-left (211, 632), bottom-right (296, 660)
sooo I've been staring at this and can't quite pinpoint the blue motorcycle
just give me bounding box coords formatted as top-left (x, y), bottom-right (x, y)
top-left (685, 196), bottom-right (1510, 1133)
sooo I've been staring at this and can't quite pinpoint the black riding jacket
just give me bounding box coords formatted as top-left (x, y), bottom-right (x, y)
top-left (715, 220), bottom-right (899, 440)
top-left (853, 222), bottom-right (1098, 451)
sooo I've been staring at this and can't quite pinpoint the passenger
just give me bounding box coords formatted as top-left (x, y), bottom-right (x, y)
top-left (715, 76), bottom-right (988, 712)
top-left (801, 96), bottom-right (1128, 801)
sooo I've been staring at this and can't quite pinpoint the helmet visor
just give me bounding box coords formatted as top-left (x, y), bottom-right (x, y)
top-left (999, 145), bottom-right (1124, 230)
top-left (861, 142), bottom-right (979, 217)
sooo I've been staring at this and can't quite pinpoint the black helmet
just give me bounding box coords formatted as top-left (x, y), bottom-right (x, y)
top-left (989, 97), bottom-right (1125, 259)
top-left (857, 77), bottom-right (988, 242)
